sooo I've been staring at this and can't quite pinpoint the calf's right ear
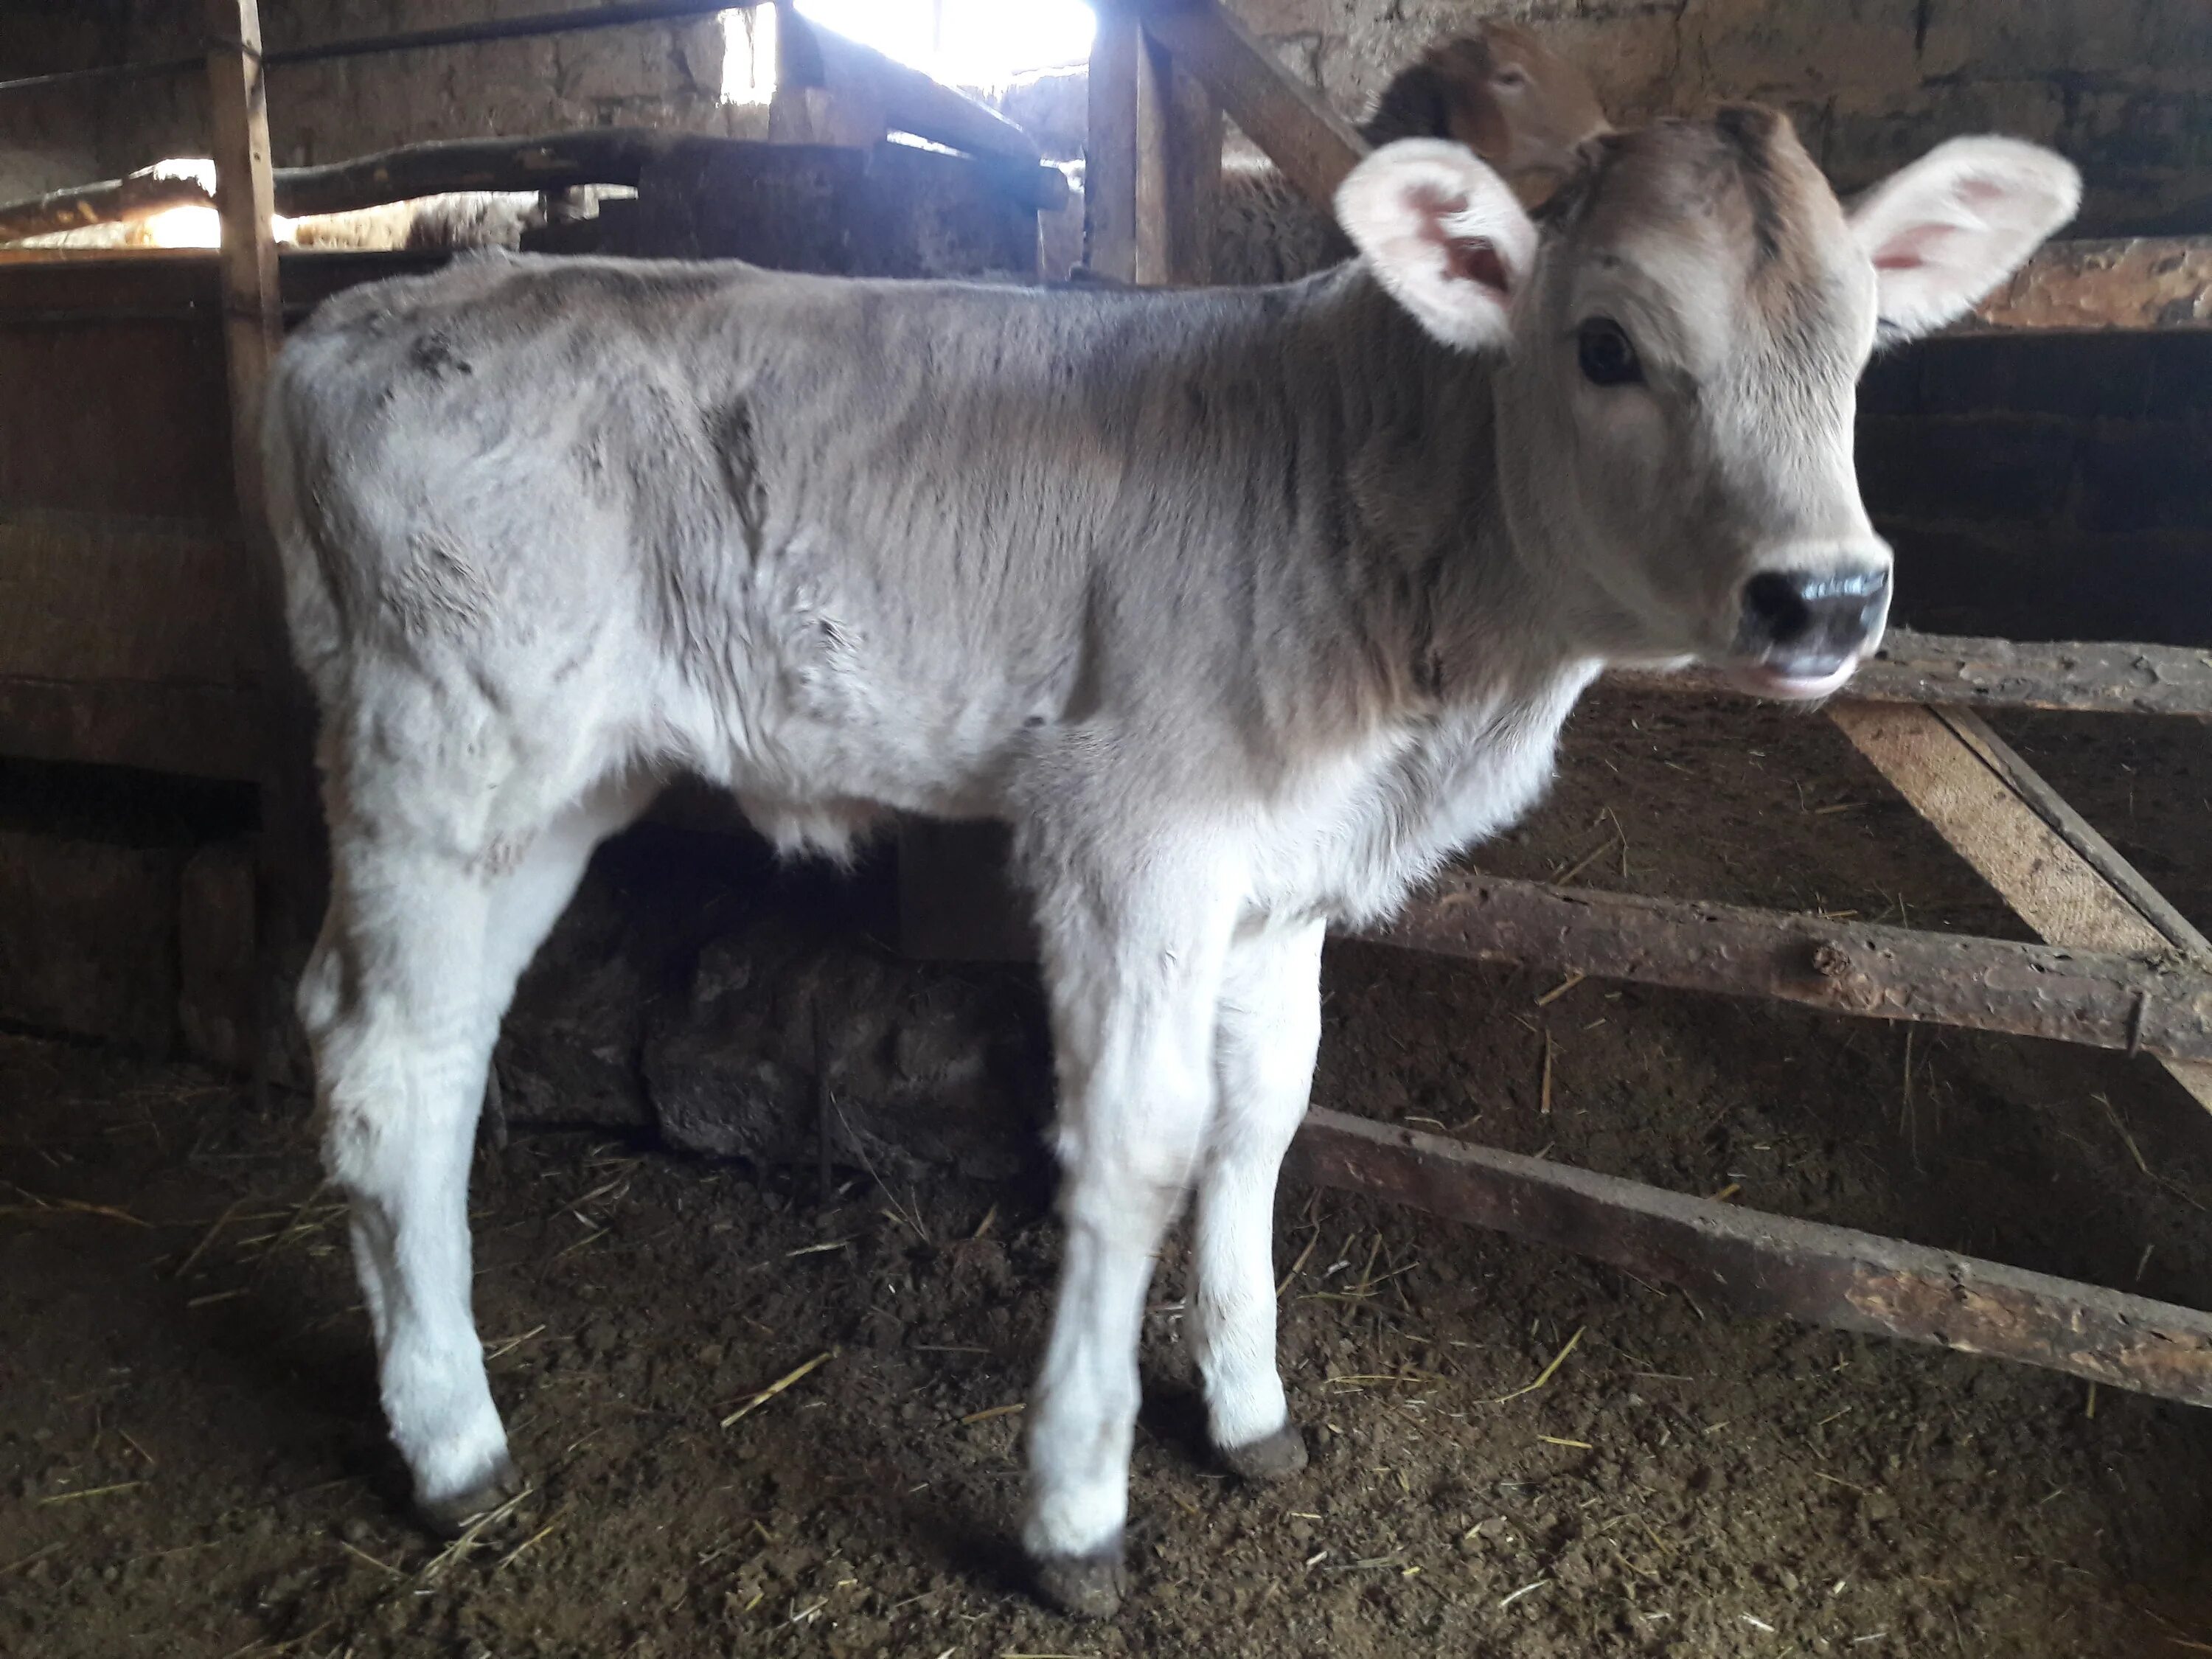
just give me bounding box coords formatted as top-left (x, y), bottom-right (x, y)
top-left (1336, 139), bottom-right (1537, 352)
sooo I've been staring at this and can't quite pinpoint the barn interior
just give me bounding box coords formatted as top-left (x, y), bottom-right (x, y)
top-left (3, 3), bottom-right (2211, 1655)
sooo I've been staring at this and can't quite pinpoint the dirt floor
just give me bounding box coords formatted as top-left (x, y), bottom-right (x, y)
top-left (7, 689), bottom-right (2212, 1657)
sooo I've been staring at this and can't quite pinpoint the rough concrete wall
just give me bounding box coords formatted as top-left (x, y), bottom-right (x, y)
top-left (0, 0), bottom-right (735, 189)
top-left (1235, 0), bottom-right (2212, 236)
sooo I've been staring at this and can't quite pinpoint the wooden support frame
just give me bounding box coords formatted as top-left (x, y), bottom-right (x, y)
top-left (1291, 1110), bottom-right (2212, 1407)
top-left (1365, 874), bottom-right (2212, 1065)
top-left (205, 0), bottom-right (324, 1095)
top-left (1830, 702), bottom-right (2212, 1114)
top-left (1618, 629), bottom-right (2212, 718)
top-left (1135, 0), bottom-right (1366, 212)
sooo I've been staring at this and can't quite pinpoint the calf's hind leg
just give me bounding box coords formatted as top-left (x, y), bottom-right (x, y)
top-left (301, 779), bottom-right (647, 1530)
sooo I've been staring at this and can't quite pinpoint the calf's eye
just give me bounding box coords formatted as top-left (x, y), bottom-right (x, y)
top-left (1576, 318), bottom-right (1644, 387)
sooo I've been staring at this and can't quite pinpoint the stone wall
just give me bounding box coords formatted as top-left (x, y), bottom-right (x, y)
top-left (0, 0), bottom-right (737, 192)
top-left (1237, 0), bottom-right (2212, 236)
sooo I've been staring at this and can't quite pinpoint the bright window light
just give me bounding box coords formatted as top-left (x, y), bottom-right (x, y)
top-left (730, 0), bottom-right (1093, 94)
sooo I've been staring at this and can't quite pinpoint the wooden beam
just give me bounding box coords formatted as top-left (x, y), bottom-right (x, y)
top-left (1086, 6), bottom-right (1141, 284)
top-left (1962, 236), bottom-right (2212, 333)
top-left (776, 10), bottom-right (1043, 167)
top-left (1137, 27), bottom-right (1223, 285)
top-left (0, 128), bottom-right (1067, 246)
top-left (207, 0), bottom-right (325, 1098)
top-left (1290, 1108), bottom-right (2212, 1405)
top-left (204, 0), bottom-right (281, 530)
top-left (1612, 630), bottom-right (2212, 718)
top-left (1930, 707), bottom-right (2211, 960)
top-left (1363, 874), bottom-right (2212, 1065)
top-left (1137, 0), bottom-right (1367, 211)
top-left (0, 517), bottom-right (252, 686)
top-left (0, 677), bottom-right (264, 780)
top-left (1133, 24), bottom-right (1172, 285)
top-left (1829, 701), bottom-right (2212, 1113)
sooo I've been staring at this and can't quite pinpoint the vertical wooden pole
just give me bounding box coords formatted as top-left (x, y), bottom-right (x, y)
top-left (1140, 27), bottom-right (1222, 286)
top-left (205, 0), bottom-right (280, 515)
top-left (1086, 4), bottom-right (1140, 284)
top-left (206, 0), bottom-right (317, 1092)
top-left (1132, 25), bottom-right (1171, 286)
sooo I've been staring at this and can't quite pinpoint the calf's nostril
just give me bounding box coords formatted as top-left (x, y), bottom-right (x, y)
top-left (1742, 571), bottom-right (1812, 645)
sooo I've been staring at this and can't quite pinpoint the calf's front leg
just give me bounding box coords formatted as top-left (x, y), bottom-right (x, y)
top-left (1021, 880), bottom-right (1233, 1618)
top-left (1192, 917), bottom-right (1325, 1479)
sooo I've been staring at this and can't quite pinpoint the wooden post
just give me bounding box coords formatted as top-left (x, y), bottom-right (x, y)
top-left (205, 0), bottom-right (280, 512)
top-left (1086, 4), bottom-right (1141, 284)
top-left (1138, 26), bottom-right (1223, 285)
top-left (1136, 0), bottom-right (1366, 210)
top-left (206, 0), bottom-right (318, 1091)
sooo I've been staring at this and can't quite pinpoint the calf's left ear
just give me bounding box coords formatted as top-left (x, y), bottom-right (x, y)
top-left (1848, 136), bottom-right (2080, 342)
top-left (1336, 139), bottom-right (1537, 352)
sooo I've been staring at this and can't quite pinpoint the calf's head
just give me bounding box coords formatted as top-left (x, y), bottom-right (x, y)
top-left (1363, 22), bottom-right (1613, 206)
top-left (1337, 107), bottom-right (2079, 698)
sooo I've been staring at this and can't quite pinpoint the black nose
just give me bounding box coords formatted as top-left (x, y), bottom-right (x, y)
top-left (1739, 568), bottom-right (1890, 663)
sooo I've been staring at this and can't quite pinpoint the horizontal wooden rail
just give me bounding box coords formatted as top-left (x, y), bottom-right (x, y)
top-left (1613, 630), bottom-right (2212, 717)
top-left (1292, 1108), bottom-right (2212, 1406)
top-left (0, 130), bottom-right (1069, 245)
top-left (0, 0), bottom-right (757, 101)
top-left (1362, 874), bottom-right (2212, 1064)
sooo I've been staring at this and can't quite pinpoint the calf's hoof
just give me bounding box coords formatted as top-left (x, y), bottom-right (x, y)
top-left (1032, 1540), bottom-right (1128, 1619)
top-left (1217, 1422), bottom-right (1308, 1482)
top-left (416, 1452), bottom-right (526, 1538)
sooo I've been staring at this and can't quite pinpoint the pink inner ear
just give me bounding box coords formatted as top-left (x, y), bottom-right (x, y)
top-left (1445, 236), bottom-right (1510, 295)
top-left (1873, 221), bottom-right (1955, 272)
top-left (1411, 184), bottom-right (1472, 219)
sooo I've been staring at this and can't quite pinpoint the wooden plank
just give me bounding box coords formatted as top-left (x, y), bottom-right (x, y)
top-left (0, 129), bottom-right (1071, 245)
top-left (1087, 7), bottom-right (1141, 285)
top-left (0, 269), bottom-right (234, 521)
top-left (204, 0), bottom-right (281, 539)
top-left (0, 0), bottom-right (763, 100)
top-left (1290, 1107), bottom-right (2212, 1406)
top-left (0, 516), bottom-right (253, 685)
top-left (1962, 236), bottom-right (2212, 333)
top-left (1932, 707), bottom-right (2211, 960)
top-left (899, 830), bottom-right (2212, 1063)
top-left (0, 830), bottom-right (183, 1055)
top-left (1830, 701), bottom-right (2212, 1113)
top-left (1138, 28), bottom-right (1223, 285)
top-left (1365, 874), bottom-right (2212, 1064)
top-left (207, 0), bottom-right (324, 1057)
top-left (778, 11), bottom-right (1042, 166)
top-left (1138, 0), bottom-right (1368, 211)
top-left (0, 678), bottom-right (263, 779)
top-left (1613, 630), bottom-right (2212, 718)
top-left (1133, 26), bottom-right (1172, 286)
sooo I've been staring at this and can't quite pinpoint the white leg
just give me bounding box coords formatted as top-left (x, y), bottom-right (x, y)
top-left (1020, 875), bottom-right (1234, 1616)
top-left (1192, 917), bottom-right (1325, 1475)
top-left (302, 779), bottom-right (645, 1529)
